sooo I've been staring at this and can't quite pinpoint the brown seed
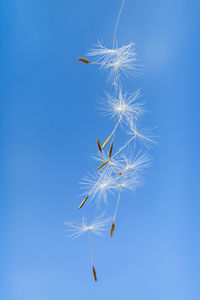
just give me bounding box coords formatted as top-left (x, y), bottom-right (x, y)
top-left (97, 159), bottom-right (109, 170)
top-left (109, 142), bottom-right (113, 158)
top-left (77, 57), bottom-right (91, 64)
top-left (102, 136), bottom-right (111, 149)
top-left (92, 265), bottom-right (97, 282)
top-left (118, 172), bottom-right (122, 175)
top-left (78, 195), bottom-right (89, 209)
top-left (97, 138), bottom-right (102, 153)
top-left (110, 222), bottom-right (115, 237)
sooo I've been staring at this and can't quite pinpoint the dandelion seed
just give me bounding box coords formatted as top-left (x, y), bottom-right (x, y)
top-left (102, 135), bottom-right (111, 148)
top-left (110, 187), bottom-right (122, 237)
top-left (110, 172), bottom-right (143, 237)
top-left (92, 265), bottom-right (97, 281)
top-left (78, 195), bottom-right (89, 209)
top-left (110, 222), bottom-right (115, 237)
top-left (65, 215), bottom-right (110, 281)
top-left (97, 138), bottom-right (102, 153)
top-left (97, 159), bottom-right (109, 170)
top-left (109, 142), bottom-right (114, 158)
top-left (77, 57), bottom-right (91, 64)
top-left (88, 42), bottom-right (141, 83)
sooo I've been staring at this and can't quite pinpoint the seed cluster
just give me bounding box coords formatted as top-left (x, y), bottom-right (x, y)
top-left (65, 0), bottom-right (157, 282)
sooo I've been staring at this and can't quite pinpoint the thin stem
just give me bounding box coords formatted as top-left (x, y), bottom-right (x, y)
top-left (88, 230), bottom-right (97, 281)
top-left (112, 135), bottom-right (136, 160)
top-left (112, 118), bottom-right (118, 145)
top-left (88, 230), bottom-right (94, 266)
top-left (101, 117), bottom-right (121, 150)
top-left (113, 187), bottom-right (122, 222)
top-left (112, 0), bottom-right (126, 49)
top-left (90, 61), bottom-right (102, 65)
top-left (111, 117), bottom-right (121, 138)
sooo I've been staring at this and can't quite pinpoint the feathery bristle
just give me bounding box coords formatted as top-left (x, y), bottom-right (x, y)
top-left (97, 159), bottom-right (109, 170)
top-left (102, 136), bottom-right (111, 148)
top-left (110, 222), bottom-right (115, 237)
top-left (77, 57), bottom-right (91, 64)
top-left (97, 138), bottom-right (102, 153)
top-left (108, 142), bottom-right (114, 158)
top-left (78, 195), bottom-right (89, 209)
top-left (92, 265), bottom-right (97, 281)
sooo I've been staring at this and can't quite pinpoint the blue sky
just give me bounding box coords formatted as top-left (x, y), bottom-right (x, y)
top-left (1, 0), bottom-right (200, 299)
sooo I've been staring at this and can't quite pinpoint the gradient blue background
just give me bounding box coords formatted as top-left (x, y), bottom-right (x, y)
top-left (1, 0), bottom-right (200, 299)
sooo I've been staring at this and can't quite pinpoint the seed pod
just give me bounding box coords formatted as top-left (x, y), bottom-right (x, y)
top-left (108, 142), bottom-right (113, 158)
top-left (97, 160), bottom-right (109, 170)
top-left (110, 222), bottom-right (115, 237)
top-left (92, 265), bottom-right (97, 282)
top-left (77, 57), bottom-right (91, 64)
top-left (78, 195), bottom-right (89, 209)
top-left (102, 136), bottom-right (111, 149)
top-left (97, 138), bottom-right (102, 153)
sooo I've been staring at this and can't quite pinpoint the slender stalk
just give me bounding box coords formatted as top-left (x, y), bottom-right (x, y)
top-left (112, 135), bottom-right (136, 160)
top-left (88, 230), bottom-right (94, 266)
top-left (110, 117), bottom-right (121, 137)
top-left (102, 117), bottom-right (121, 149)
top-left (110, 187), bottom-right (122, 237)
top-left (88, 230), bottom-right (97, 281)
top-left (113, 187), bottom-right (122, 222)
top-left (112, 0), bottom-right (126, 49)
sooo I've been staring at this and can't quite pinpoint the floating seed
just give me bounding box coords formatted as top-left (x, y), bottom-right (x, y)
top-left (118, 172), bottom-right (122, 175)
top-left (102, 136), bottom-right (111, 149)
top-left (110, 222), bottom-right (115, 237)
top-left (109, 142), bottom-right (114, 158)
top-left (97, 138), bottom-right (102, 153)
top-left (92, 265), bottom-right (97, 282)
top-left (77, 57), bottom-right (90, 64)
top-left (97, 159), bottom-right (109, 170)
top-left (78, 195), bottom-right (89, 209)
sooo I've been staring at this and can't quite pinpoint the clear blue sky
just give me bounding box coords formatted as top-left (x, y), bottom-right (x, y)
top-left (1, 0), bottom-right (200, 299)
